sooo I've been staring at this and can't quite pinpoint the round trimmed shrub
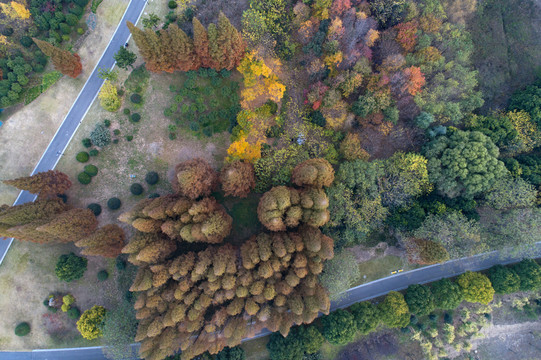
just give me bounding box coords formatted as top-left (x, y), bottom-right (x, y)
top-left (55, 253), bottom-right (87, 282)
top-left (113, 139), bottom-right (119, 144)
top-left (130, 93), bottom-right (142, 104)
top-left (97, 270), bottom-right (109, 281)
top-left (67, 307), bottom-right (81, 320)
top-left (169, 132), bottom-right (177, 140)
top-left (76, 151), bottom-right (89, 163)
top-left (126, 135), bottom-right (133, 141)
top-left (123, 108), bottom-right (130, 115)
top-left (117, 89), bottom-right (124, 97)
top-left (130, 183), bottom-right (144, 195)
top-left (82, 138), bottom-right (92, 148)
top-left (131, 113), bottom-right (141, 122)
top-left (168, 0), bottom-right (177, 8)
top-left (145, 171), bottom-right (159, 185)
top-left (84, 165), bottom-right (98, 177)
top-left (107, 197), bottom-right (122, 210)
top-left (115, 257), bottom-right (126, 271)
top-left (87, 203), bottom-right (102, 216)
top-left (113, 129), bottom-right (120, 136)
top-left (89, 149), bottom-right (99, 157)
top-left (78, 172), bottom-right (91, 185)
top-left (15, 322), bottom-right (30, 337)
top-left (103, 119), bottom-right (111, 128)
top-left (20, 36), bottom-right (33, 47)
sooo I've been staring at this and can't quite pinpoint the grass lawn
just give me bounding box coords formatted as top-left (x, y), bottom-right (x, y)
top-left (353, 255), bottom-right (420, 287)
top-left (0, 0), bottom-right (130, 207)
top-left (0, 240), bottom-right (126, 350)
top-left (241, 335), bottom-right (270, 360)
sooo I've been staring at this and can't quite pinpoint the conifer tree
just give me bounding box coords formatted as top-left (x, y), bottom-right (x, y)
top-left (37, 208), bottom-right (98, 242)
top-left (75, 224), bottom-right (125, 258)
top-left (4, 170), bottom-right (72, 199)
top-left (127, 22), bottom-right (154, 67)
top-left (220, 160), bottom-right (256, 198)
top-left (207, 23), bottom-right (222, 69)
top-left (0, 199), bottom-right (69, 228)
top-left (216, 12), bottom-right (246, 70)
top-left (168, 24), bottom-right (199, 71)
top-left (32, 38), bottom-right (82, 78)
top-left (173, 158), bottom-right (219, 200)
top-left (192, 18), bottom-right (212, 68)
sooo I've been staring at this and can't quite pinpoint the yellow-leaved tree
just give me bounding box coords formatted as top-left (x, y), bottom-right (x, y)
top-left (237, 51), bottom-right (285, 109)
top-left (1, 1), bottom-right (30, 20)
top-left (98, 80), bottom-right (121, 112)
top-left (505, 110), bottom-right (540, 155)
top-left (226, 131), bottom-right (262, 163)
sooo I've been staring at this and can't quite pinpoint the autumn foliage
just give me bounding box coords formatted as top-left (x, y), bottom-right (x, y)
top-left (402, 66), bottom-right (425, 96)
top-left (3, 170), bottom-right (72, 199)
top-left (291, 158), bottom-right (335, 188)
top-left (220, 161), bottom-right (256, 198)
top-left (127, 12), bottom-right (245, 73)
top-left (394, 21), bottom-right (418, 53)
top-left (32, 38), bottom-right (82, 78)
top-left (75, 224), bottom-right (125, 258)
top-left (173, 158), bottom-right (219, 200)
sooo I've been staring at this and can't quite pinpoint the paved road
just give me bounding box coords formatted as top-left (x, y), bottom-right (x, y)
top-left (2, 243), bottom-right (539, 359)
top-left (0, 0), bottom-right (147, 266)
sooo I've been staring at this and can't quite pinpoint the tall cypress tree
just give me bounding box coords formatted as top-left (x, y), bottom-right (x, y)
top-left (37, 208), bottom-right (98, 242)
top-left (32, 38), bottom-right (82, 78)
top-left (75, 224), bottom-right (125, 258)
top-left (4, 170), bottom-right (72, 199)
top-left (207, 23), bottom-right (222, 69)
top-left (142, 27), bottom-right (166, 73)
top-left (127, 21), bottom-right (156, 70)
top-left (168, 24), bottom-right (199, 71)
top-left (0, 199), bottom-right (70, 227)
top-left (192, 18), bottom-right (212, 68)
top-left (217, 12), bottom-right (246, 70)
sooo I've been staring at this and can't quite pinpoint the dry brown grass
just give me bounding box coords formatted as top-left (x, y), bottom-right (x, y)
top-left (0, 0), bottom-right (130, 206)
top-left (56, 70), bottom-right (231, 226)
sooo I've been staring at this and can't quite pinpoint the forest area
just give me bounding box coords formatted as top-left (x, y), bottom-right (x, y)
top-left (0, 0), bottom-right (541, 359)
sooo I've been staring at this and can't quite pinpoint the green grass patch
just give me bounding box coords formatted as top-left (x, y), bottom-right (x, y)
top-left (223, 193), bottom-right (261, 244)
top-left (24, 71), bottom-right (63, 105)
top-left (124, 65), bottom-right (150, 94)
top-left (354, 256), bottom-right (418, 286)
top-left (166, 69), bottom-right (241, 138)
top-left (240, 335), bottom-right (270, 360)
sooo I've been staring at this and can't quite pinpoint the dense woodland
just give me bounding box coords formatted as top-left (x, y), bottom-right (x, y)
top-left (1, 0), bottom-right (541, 359)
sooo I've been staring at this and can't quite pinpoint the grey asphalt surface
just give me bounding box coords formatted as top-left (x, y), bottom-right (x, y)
top-left (2, 243), bottom-right (539, 359)
top-left (0, 0), bottom-right (147, 266)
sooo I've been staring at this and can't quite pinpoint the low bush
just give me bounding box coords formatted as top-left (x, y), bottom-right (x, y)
top-left (145, 171), bottom-right (159, 185)
top-left (169, 132), bottom-right (177, 140)
top-left (89, 149), bottom-right (99, 156)
top-left (130, 93), bottom-right (142, 104)
top-left (97, 270), bottom-right (109, 281)
top-left (130, 183), bottom-right (144, 195)
top-left (14, 322), bottom-right (30, 337)
top-left (131, 113), bottom-right (141, 122)
top-left (123, 108), bottom-right (130, 115)
top-left (103, 119), bottom-right (111, 127)
top-left (168, 0), bottom-right (177, 8)
top-left (55, 253), bottom-right (87, 282)
top-left (126, 135), bottom-right (133, 141)
top-left (115, 257), bottom-right (126, 270)
top-left (76, 152), bottom-right (89, 163)
top-left (87, 203), bottom-right (102, 216)
top-left (113, 129), bottom-right (121, 135)
top-left (148, 193), bottom-right (160, 198)
top-left (90, 124), bottom-right (111, 147)
top-left (84, 165), bottom-right (98, 177)
top-left (78, 172), bottom-right (91, 185)
top-left (107, 197), bottom-right (122, 210)
top-left (67, 307), bottom-right (81, 320)
top-left (82, 138), bottom-right (92, 148)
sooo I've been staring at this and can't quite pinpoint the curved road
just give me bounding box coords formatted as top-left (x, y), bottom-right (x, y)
top-left (2, 243), bottom-right (540, 359)
top-left (0, 0), bottom-right (147, 265)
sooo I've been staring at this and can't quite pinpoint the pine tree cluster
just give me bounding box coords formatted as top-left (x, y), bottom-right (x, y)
top-left (127, 12), bottom-right (245, 74)
top-left (119, 195), bottom-right (233, 245)
top-left (1, 171), bottom-right (125, 257)
top-left (120, 158), bottom-right (336, 360)
top-left (127, 227), bottom-right (333, 360)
